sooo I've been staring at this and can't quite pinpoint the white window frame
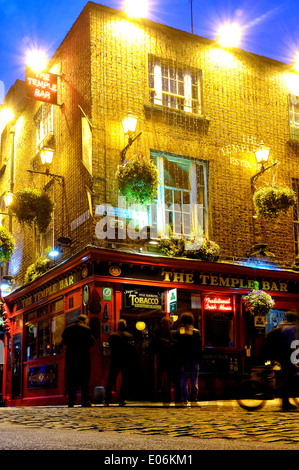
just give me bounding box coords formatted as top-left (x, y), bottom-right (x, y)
top-left (151, 151), bottom-right (208, 238)
top-left (289, 95), bottom-right (299, 140)
top-left (35, 104), bottom-right (54, 151)
top-left (148, 56), bottom-right (201, 115)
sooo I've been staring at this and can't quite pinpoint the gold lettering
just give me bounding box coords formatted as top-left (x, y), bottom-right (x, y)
top-left (271, 282), bottom-right (279, 291)
top-left (247, 280), bottom-right (255, 289)
top-left (262, 281), bottom-right (271, 290)
top-left (162, 270), bottom-right (172, 282)
top-left (173, 272), bottom-right (185, 283)
top-left (230, 278), bottom-right (239, 288)
top-left (210, 276), bottom-right (219, 286)
top-left (279, 283), bottom-right (288, 292)
top-left (185, 273), bottom-right (194, 284)
top-left (199, 275), bottom-right (210, 285)
top-left (219, 277), bottom-right (230, 287)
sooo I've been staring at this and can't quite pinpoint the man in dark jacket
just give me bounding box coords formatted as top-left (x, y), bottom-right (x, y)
top-left (105, 319), bottom-right (134, 406)
top-left (265, 310), bottom-right (299, 411)
top-left (174, 312), bottom-right (202, 406)
top-left (62, 314), bottom-right (94, 407)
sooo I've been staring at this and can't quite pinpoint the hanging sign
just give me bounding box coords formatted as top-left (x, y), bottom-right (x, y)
top-left (26, 66), bottom-right (58, 105)
top-left (167, 288), bottom-right (177, 312)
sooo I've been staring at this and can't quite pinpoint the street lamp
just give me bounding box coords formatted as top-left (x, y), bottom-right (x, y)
top-left (27, 147), bottom-right (64, 185)
top-left (4, 192), bottom-right (13, 208)
top-left (121, 110), bottom-right (142, 161)
top-left (251, 141), bottom-right (277, 187)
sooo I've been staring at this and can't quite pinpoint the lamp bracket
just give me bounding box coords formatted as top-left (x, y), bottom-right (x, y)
top-left (27, 169), bottom-right (64, 187)
top-left (251, 161), bottom-right (278, 188)
top-left (121, 131), bottom-right (142, 162)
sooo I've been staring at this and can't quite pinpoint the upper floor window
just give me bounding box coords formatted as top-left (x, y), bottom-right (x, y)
top-left (289, 95), bottom-right (299, 140)
top-left (151, 151), bottom-right (208, 237)
top-left (34, 103), bottom-right (54, 150)
top-left (148, 55), bottom-right (202, 114)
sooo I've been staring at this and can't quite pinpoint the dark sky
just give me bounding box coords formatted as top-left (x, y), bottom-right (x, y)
top-left (1, 0), bottom-right (299, 103)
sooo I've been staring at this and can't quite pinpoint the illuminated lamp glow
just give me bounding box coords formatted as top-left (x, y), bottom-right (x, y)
top-left (40, 148), bottom-right (54, 165)
top-left (254, 141), bottom-right (270, 165)
top-left (0, 107), bottom-right (14, 127)
top-left (48, 248), bottom-right (61, 259)
top-left (123, 0), bottom-right (148, 18)
top-left (217, 23), bottom-right (242, 48)
top-left (4, 192), bottom-right (13, 207)
top-left (136, 321), bottom-right (146, 331)
top-left (26, 49), bottom-right (48, 72)
top-left (122, 109), bottom-right (138, 136)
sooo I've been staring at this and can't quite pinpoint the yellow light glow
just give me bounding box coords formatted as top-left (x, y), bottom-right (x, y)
top-left (255, 141), bottom-right (271, 164)
top-left (217, 23), bottom-right (242, 48)
top-left (0, 107), bottom-right (14, 127)
top-left (40, 148), bottom-right (54, 165)
top-left (123, 0), bottom-right (148, 18)
top-left (122, 109), bottom-right (138, 136)
top-left (136, 321), bottom-right (146, 331)
top-left (26, 49), bottom-right (48, 71)
top-left (4, 192), bottom-right (13, 207)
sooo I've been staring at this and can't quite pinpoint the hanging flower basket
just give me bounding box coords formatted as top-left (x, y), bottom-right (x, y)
top-left (253, 185), bottom-right (296, 219)
top-left (0, 226), bottom-right (15, 262)
top-left (10, 188), bottom-right (54, 233)
top-left (159, 234), bottom-right (220, 262)
top-left (243, 289), bottom-right (275, 316)
top-left (24, 254), bottom-right (51, 284)
top-left (116, 154), bottom-right (159, 204)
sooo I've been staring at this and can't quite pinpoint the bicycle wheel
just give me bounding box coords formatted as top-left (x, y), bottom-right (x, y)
top-left (236, 379), bottom-right (266, 411)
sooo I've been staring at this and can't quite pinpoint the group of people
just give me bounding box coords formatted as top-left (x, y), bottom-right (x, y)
top-left (62, 309), bottom-right (299, 410)
top-left (62, 311), bottom-right (202, 407)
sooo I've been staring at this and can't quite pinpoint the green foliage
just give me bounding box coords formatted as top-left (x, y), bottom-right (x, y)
top-left (116, 154), bottom-right (160, 204)
top-left (0, 226), bottom-right (15, 262)
top-left (253, 185), bottom-right (296, 219)
top-left (243, 290), bottom-right (275, 315)
top-left (24, 253), bottom-right (51, 284)
top-left (159, 233), bottom-right (220, 261)
top-left (10, 188), bottom-right (54, 233)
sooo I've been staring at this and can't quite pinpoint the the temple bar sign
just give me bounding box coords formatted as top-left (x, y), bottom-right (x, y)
top-left (26, 67), bottom-right (58, 105)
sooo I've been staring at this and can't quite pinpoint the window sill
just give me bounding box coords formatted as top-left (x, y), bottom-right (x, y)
top-left (144, 104), bottom-right (210, 134)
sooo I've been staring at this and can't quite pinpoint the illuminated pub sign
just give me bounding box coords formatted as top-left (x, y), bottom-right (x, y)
top-left (204, 296), bottom-right (233, 312)
top-left (26, 66), bottom-right (58, 105)
top-left (123, 286), bottom-right (163, 309)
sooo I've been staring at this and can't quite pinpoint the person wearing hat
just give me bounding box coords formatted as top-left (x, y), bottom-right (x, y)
top-left (104, 319), bottom-right (134, 406)
top-left (62, 314), bottom-right (94, 407)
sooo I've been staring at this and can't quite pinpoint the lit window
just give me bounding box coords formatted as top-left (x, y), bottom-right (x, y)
top-left (151, 151), bottom-right (208, 237)
top-left (148, 55), bottom-right (201, 114)
top-left (34, 103), bottom-right (54, 150)
top-left (289, 94), bottom-right (299, 140)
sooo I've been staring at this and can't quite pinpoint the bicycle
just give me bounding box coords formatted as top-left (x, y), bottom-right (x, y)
top-left (236, 362), bottom-right (299, 411)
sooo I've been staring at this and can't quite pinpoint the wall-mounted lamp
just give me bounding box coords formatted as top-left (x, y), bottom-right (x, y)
top-left (4, 191), bottom-right (13, 207)
top-left (251, 141), bottom-right (278, 187)
top-left (121, 109), bottom-right (142, 161)
top-left (27, 146), bottom-right (64, 186)
top-left (47, 247), bottom-right (62, 260)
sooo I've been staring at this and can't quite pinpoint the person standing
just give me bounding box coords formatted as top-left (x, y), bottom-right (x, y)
top-left (174, 312), bottom-right (202, 406)
top-left (105, 319), bottom-right (134, 406)
top-left (265, 310), bottom-right (299, 411)
top-left (153, 316), bottom-right (175, 405)
top-left (62, 314), bottom-right (94, 407)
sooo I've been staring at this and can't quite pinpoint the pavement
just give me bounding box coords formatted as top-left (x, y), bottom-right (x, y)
top-left (0, 399), bottom-right (299, 451)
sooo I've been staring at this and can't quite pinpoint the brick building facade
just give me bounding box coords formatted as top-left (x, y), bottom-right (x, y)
top-left (0, 2), bottom-right (298, 405)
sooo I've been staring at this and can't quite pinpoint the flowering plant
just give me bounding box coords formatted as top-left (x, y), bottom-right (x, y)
top-left (159, 233), bottom-right (220, 261)
top-left (253, 185), bottom-right (296, 219)
top-left (116, 154), bottom-right (159, 204)
top-left (243, 289), bottom-right (275, 315)
top-left (0, 226), bottom-right (15, 261)
top-left (10, 188), bottom-right (54, 233)
top-left (24, 254), bottom-right (51, 284)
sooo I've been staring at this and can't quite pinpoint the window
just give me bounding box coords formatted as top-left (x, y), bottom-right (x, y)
top-left (151, 151), bottom-right (208, 237)
top-left (148, 55), bottom-right (201, 114)
top-left (24, 299), bottom-right (64, 361)
top-left (289, 95), bottom-right (299, 140)
top-left (293, 179), bottom-right (299, 255)
top-left (34, 103), bottom-right (54, 150)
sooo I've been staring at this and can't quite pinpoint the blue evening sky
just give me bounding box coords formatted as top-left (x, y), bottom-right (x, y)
top-left (1, 0), bottom-right (299, 103)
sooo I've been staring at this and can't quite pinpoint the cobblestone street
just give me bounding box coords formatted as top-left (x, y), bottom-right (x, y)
top-left (0, 400), bottom-right (299, 450)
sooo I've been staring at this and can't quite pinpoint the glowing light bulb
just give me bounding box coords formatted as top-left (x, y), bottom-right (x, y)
top-left (217, 23), bottom-right (242, 48)
top-left (26, 49), bottom-right (48, 71)
top-left (123, 0), bottom-right (148, 19)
